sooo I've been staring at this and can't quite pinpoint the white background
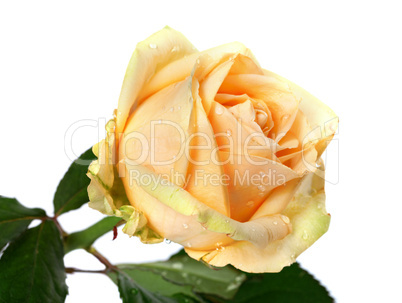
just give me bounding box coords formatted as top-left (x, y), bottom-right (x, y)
top-left (1, 1), bottom-right (401, 302)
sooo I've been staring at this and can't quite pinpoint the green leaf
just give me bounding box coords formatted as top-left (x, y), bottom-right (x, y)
top-left (127, 250), bottom-right (245, 300)
top-left (0, 196), bottom-right (46, 250)
top-left (108, 265), bottom-right (199, 302)
top-left (109, 250), bottom-right (244, 302)
top-left (0, 220), bottom-right (68, 303)
top-left (217, 262), bottom-right (333, 303)
top-left (116, 270), bottom-right (195, 303)
top-left (64, 216), bottom-right (122, 254)
top-left (53, 148), bottom-right (96, 215)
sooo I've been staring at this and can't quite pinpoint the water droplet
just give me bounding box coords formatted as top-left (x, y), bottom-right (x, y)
top-left (196, 58), bottom-right (200, 64)
top-left (186, 242), bottom-right (192, 248)
top-left (317, 204), bottom-right (322, 209)
top-left (257, 185), bottom-right (265, 192)
top-left (178, 106), bottom-right (181, 110)
top-left (172, 262), bottom-right (183, 269)
top-left (281, 215), bottom-right (290, 224)
top-left (158, 119), bottom-right (162, 124)
top-left (215, 106), bottom-right (224, 115)
top-left (290, 253), bottom-right (296, 260)
top-left (105, 120), bottom-right (116, 132)
top-left (169, 107), bottom-right (174, 112)
top-left (224, 219), bottom-right (229, 223)
top-left (183, 223), bottom-right (188, 229)
top-left (165, 239), bottom-right (171, 244)
top-left (130, 288), bottom-right (138, 295)
top-left (238, 263), bottom-right (243, 267)
top-left (226, 129), bottom-right (232, 136)
top-left (171, 45), bottom-right (180, 52)
top-left (282, 114), bottom-right (290, 122)
top-left (149, 43), bottom-right (157, 49)
top-left (302, 230), bottom-right (309, 240)
top-left (246, 201), bottom-right (255, 208)
top-left (235, 275), bottom-right (244, 282)
top-left (226, 283), bottom-right (238, 292)
top-left (273, 221), bottom-right (278, 225)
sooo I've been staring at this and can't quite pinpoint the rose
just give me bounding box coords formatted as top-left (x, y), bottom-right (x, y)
top-left (87, 27), bottom-right (338, 273)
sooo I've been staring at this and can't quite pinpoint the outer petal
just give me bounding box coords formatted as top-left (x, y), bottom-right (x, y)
top-left (139, 42), bottom-right (259, 103)
top-left (263, 69), bottom-right (339, 157)
top-left (185, 163), bottom-right (330, 273)
top-left (121, 161), bottom-right (292, 250)
top-left (87, 120), bottom-right (162, 243)
top-left (116, 27), bottom-right (198, 136)
top-left (119, 77), bottom-right (194, 187)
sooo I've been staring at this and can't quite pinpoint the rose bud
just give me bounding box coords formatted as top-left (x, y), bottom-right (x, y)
top-left (87, 27), bottom-right (338, 273)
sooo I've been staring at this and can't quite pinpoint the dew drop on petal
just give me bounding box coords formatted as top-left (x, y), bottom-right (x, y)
top-left (183, 223), bottom-right (188, 229)
top-left (165, 239), bottom-right (171, 244)
top-left (226, 129), bottom-right (232, 137)
top-left (246, 201), bottom-right (255, 208)
top-left (149, 43), bottom-right (157, 49)
top-left (257, 185), bottom-right (265, 192)
top-left (281, 215), bottom-right (290, 224)
top-left (171, 45), bottom-right (180, 52)
top-left (170, 107), bottom-right (174, 112)
top-left (302, 230), bottom-right (309, 240)
top-left (273, 220), bottom-right (278, 225)
top-left (215, 106), bottom-right (224, 115)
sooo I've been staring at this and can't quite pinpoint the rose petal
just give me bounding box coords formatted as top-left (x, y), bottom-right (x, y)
top-left (209, 101), bottom-right (279, 161)
top-left (218, 150), bottom-right (299, 222)
top-left (185, 165), bottom-right (330, 273)
top-left (263, 69), bottom-right (339, 156)
top-left (140, 42), bottom-right (258, 103)
top-left (185, 79), bottom-right (231, 216)
top-left (121, 161), bottom-right (291, 250)
top-left (116, 27), bottom-right (198, 136)
top-left (219, 74), bottom-right (300, 141)
top-left (119, 76), bottom-right (194, 187)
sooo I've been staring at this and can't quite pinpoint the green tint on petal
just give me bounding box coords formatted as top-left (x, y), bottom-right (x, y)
top-left (124, 161), bottom-right (291, 248)
top-left (87, 118), bottom-right (162, 244)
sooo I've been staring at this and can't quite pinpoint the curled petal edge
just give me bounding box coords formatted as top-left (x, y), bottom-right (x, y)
top-left (123, 161), bottom-right (292, 249)
top-left (87, 119), bottom-right (163, 244)
top-left (185, 160), bottom-right (330, 273)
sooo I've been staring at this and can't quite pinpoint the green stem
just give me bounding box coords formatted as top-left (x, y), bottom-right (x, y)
top-left (87, 246), bottom-right (117, 272)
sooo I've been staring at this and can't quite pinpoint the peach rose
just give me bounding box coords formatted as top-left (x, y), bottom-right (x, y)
top-left (87, 27), bottom-right (338, 273)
